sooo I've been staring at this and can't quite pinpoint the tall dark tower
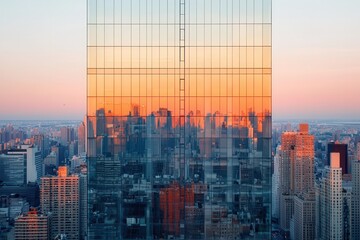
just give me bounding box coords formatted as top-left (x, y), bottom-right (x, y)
top-left (327, 142), bottom-right (348, 174)
top-left (87, 0), bottom-right (272, 239)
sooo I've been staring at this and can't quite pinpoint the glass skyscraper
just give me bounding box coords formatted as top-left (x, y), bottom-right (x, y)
top-left (87, 0), bottom-right (271, 239)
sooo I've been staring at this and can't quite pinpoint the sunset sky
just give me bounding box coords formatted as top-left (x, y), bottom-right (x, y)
top-left (0, 0), bottom-right (359, 120)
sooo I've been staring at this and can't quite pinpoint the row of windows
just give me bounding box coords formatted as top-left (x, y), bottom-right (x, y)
top-left (87, 0), bottom-right (272, 237)
top-left (87, 96), bottom-right (271, 116)
top-left (87, 68), bottom-right (272, 75)
top-left (88, 46), bottom-right (272, 69)
top-left (88, 0), bottom-right (272, 25)
top-left (88, 74), bottom-right (271, 97)
top-left (88, 24), bottom-right (271, 47)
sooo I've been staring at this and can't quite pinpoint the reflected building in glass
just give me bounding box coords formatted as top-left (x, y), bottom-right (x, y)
top-left (87, 0), bottom-right (272, 239)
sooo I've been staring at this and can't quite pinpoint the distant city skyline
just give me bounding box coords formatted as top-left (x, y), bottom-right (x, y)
top-left (1, 0), bottom-right (360, 120)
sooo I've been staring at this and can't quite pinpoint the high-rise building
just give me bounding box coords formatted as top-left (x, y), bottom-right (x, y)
top-left (87, 0), bottom-right (272, 239)
top-left (279, 194), bottom-right (294, 234)
top-left (78, 121), bottom-right (86, 154)
top-left (44, 151), bottom-right (58, 175)
top-left (0, 153), bottom-right (26, 185)
top-left (279, 131), bottom-right (296, 196)
top-left (69, 141), bottom-right (78, 158)
top-left (317, 153), bottom-right (343, 240)
top-left (293, 192), bottom-right (316, 240)
top-left (14, 208), bottom-right (50, 240)
top-left (51, 144), bottom-right (67, 166)
top-left (0, 145), bottom-right (42, 184)
top-left (356, 141), bottom-right (360, 160)
top-left (352, 160), bottom-right (360, 239)
top-left (294, 124), bottom-right (315, 195)
top-left (272, 146), bottom-right (281, 220)
top-left (23, 145), bottom-right (43, 183)
top-left (60, 127), bottom-right (75, 146)
top-left (343, 180), bottom-right (352, 240)
top-left (279, 124), bottom-right (315, 238)
top-left (32, 134), bottom-right (50, 159)
top-left (327, 142), bottom-right (348, 174)
top-left (40, 166), bottom-right (79, 240)
top-left (80, 174), bottom-right (87, 240)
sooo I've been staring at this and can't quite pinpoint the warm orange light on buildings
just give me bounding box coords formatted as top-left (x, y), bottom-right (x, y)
top-left (159, 182), bottom-right (195, 236)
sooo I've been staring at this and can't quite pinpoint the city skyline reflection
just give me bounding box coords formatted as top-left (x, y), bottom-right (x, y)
top-left (87, 0), bottom-right (272, 239)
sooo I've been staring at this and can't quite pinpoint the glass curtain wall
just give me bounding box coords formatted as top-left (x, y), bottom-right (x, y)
top-left (87, 0), bottom-right (271, 239)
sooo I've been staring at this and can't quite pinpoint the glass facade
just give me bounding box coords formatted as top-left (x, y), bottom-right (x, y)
top-left (87, 0), bottom-right (271, 239)
top-left (0, 154), bottom-right (26, 185)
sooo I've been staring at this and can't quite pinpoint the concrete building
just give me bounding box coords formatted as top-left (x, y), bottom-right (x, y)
top-left (279, 132), bottom-right (296, 196)
top-left (279, 123), bottom-right (315, 238)
top-left (343, 180), bottom-right (352, 240)
top-left (272, 146), bottom-right (281, 219)
top-left (23, 145), bottom-right (42, 183)
top-left (32, 134), bottom-right (50, 159)
top-left (294, 124), bottom-right (315, 195)
top-left (293, 192), bottom-right (316, 240)
top-left (60, 127), bottom-right (74, 146)
top-left (79, 174), bottom-right (87, 240)
top-left (352, 160), bottom-right (360, 239)
top-left (14, 208), bottom-right (50, 240)
top-left (279, 194), bottom-right (294, 233)
top-left (68, 141), bottom-right (78, 159)
top-left (318, 153), bottom-right (343, 240)
top-left (279, 131), bottom-right (296, 233)
top-left (356, 141), bottom-right (360, 161)
top-left (40, 166), bottom-right (79, 240)
top-left (77, 122), bottom-right (85, 155)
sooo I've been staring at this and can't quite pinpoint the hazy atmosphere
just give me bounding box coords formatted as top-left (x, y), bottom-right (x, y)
top-left (0, 0), bottom-right (359, 120)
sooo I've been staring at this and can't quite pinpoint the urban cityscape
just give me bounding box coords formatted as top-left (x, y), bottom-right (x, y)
top-left (1, 0), bottom-right (360, 240)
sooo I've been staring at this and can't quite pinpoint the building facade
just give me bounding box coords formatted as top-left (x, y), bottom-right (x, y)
top-left (352, 160), bottom-right (360, 239)
top-left (78, 121), bottom-right (86, 154)
top-left (0, 145), bottom-right (42, 185)
top-left (327, 142), bottom-right (348, 174)
top-left (343, 180), bottom-right (352, 240)
top-left (40, 166), bottom-right (80, 240)
top-left (293, 193), bottom-right (316, 240)
top-left (278, 124), bottom-right (315, 238)
top-left (272, 146), bottom-right (281, 220)
top-left (0, 153), bottom-right (26, 185)
top-left (318, 153), bottom-right (343, 240)
top-left (87, 0), bottom-right (272, 239)
top-left (80, 174), bottom-right (87, 240)
top-left (14, 209), bottom-right (50, 240)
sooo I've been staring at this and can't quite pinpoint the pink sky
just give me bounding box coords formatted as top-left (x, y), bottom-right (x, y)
top-left (273, 0), bottom-right (360, 120)
top-left (0, 0), bottom-right (359, 120)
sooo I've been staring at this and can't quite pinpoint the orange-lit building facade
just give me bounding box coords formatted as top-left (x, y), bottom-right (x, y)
top-left (14, 209), bottom-right (50, 240)
top-left (87, 0), bottom-right (272, 239)
top-left (279, 124), bottom-right (315, 236)
top-left (159, 182), bottom-right (195, 236)
top-left (40, 166), bottom-right (80, 240)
